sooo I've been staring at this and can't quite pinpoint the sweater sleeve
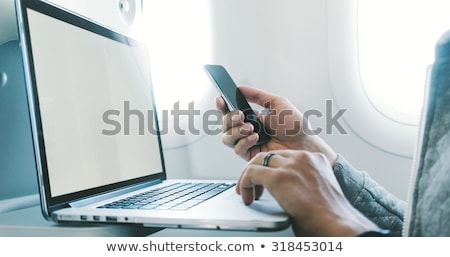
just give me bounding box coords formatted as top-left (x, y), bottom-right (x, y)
top-left (333, 155), bottom-right (406, 236)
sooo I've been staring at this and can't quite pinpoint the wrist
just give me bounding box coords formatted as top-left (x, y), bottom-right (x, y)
top-left (306, 135), bottom-right (338, 167)
top-left (324, 214), bottom-right (380, 237)
top-left (342, 207), bottom-right (382, 236)
top-left (292, 203), bottom-right (380, 237)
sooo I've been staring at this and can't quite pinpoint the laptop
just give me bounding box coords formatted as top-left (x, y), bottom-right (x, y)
top-left (15, 0), bottom-right (290, 232)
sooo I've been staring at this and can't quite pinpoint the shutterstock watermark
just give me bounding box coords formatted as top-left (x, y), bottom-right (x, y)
top-left (303, 100), bottom-right (347, 135)
top-left (101, 100), bottom-right (347, 137)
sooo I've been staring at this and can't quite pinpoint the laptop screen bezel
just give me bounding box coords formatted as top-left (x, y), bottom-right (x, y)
top-left (16, 0), bottom-right (167, 217)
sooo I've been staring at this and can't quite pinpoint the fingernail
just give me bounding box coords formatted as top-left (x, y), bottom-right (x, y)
top-left (232, 114), bottom-right (241, 123)
top-left (248, 133), bottom-right (258, 141)
top-left (240, 124), bottom-right (253, 133)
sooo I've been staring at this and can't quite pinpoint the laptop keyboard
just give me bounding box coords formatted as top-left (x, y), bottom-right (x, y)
top-left (98, 182), bottom-right (235, 211)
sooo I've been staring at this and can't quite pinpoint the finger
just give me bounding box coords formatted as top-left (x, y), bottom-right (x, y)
top-left (222, 110), bottom-right (244, 132)
top-left (215, 96), bottom-right (229, 114)
top-left (223, 122), bottom-right (254, 137)
top-left (237, 151), bottom-right (284, 195)
top-left (222, 125), bottom-right (256, 148)
top-left (240, 187), bottom-right (256, 206)
top-left (254, 185), bottom-right (264, 200)
top-left (239, 164), bottom-right (276, 205)
top-left (238, 85), bottom-right (279, 109)
top-left (236, 157), bottom-right (260, 195)
top-left (250, 151), bottom-right (286, 168)
top-left (233, 133), bottom-right (258, 154)
top-left (236, 169), bottom-right (263, 199)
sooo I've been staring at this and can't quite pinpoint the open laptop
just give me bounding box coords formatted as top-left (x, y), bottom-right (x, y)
top-left (15, 0), bottom-right (290, 232)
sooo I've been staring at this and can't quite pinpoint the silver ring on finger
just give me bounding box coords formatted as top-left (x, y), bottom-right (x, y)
top-left (262, 152), bottom-right (276, 167)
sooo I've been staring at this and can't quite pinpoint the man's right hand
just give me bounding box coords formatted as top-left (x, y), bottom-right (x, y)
top-left (215, 85), bottom-right (338, 166)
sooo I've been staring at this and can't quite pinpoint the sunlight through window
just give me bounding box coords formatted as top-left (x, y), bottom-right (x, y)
top-left (141, 0), bottom-right (213, 112)
top-left (358, 0), bottom-right (450, 124)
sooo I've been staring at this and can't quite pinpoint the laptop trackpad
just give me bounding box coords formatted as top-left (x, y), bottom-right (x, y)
top-left (225, 191), bottom-right (285, 214)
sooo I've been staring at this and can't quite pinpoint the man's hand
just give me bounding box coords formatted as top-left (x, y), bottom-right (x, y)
top-left (237, 150), bottom-right (378, 236)
top-left (216, 85), bottom-right (337, 165)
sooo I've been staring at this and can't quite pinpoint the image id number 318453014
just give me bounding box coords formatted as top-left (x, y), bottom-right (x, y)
top-left (270, 241), bottom-right (343, 252)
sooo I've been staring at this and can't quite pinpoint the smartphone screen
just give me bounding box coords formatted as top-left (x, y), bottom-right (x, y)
top-left (204, 64), bottom-right (271, 146)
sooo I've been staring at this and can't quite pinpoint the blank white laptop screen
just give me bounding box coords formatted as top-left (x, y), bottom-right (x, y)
top-left (27, 9), bottom-right (163, 197)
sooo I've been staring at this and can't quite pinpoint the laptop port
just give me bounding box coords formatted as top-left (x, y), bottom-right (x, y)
top-left (106, 216), bottom-right (117, 222)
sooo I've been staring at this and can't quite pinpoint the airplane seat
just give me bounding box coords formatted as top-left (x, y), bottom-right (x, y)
top-left (434, 29), bottom-right (450, 59)
top-left (406, 29), bottom-right (450, 236)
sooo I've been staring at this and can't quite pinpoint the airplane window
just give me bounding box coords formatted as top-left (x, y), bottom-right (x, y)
top-left (358, 0), bottom-right (450, 125)
top-left (142, 0), bottom-right (213, 112)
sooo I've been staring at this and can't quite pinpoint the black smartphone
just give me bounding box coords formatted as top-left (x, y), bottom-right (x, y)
top-left (204, 64), bottom-right (271, 146)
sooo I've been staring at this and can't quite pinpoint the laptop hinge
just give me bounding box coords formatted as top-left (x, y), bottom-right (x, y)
top-left (69, 179), bottom-right (163, 208)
